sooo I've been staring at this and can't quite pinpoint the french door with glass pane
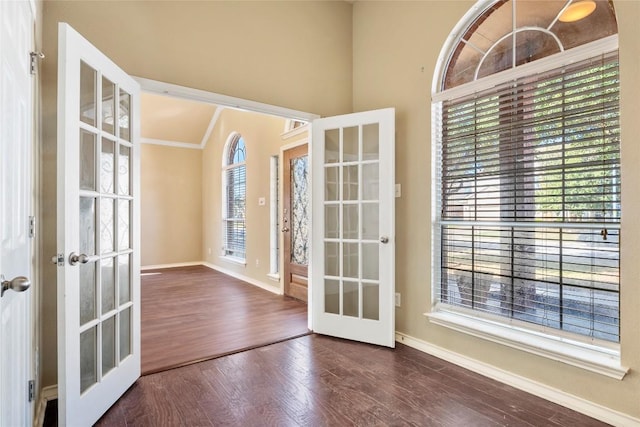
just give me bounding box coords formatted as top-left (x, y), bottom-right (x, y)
top-left (311, 108), bottom-right (395, 347)
top-left (57, 23), bottom-right (140, 426)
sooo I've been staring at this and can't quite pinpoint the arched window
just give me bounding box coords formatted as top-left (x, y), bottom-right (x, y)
top-left (432, 1), bottom-right (620, 346)
top-left (222, 133), bottom-right (247, 260)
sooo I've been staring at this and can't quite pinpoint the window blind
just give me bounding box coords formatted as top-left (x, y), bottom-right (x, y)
top-left (435, 51), bottom-right (620, 343)
top-left (224, 164), bottom-right (246, 259)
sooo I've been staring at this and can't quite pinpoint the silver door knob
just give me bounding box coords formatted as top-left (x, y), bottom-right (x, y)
top-left (380, 236), bottom-right (389, 244)
top-left (1, 275), bottom-right (31, 297)
top-left (68, 252), bottom-right (97, 266)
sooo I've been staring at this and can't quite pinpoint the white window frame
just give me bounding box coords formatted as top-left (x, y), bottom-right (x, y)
top-left (428, 30), bottom-right (627, 379)
top-left (221, 132), bottom-right (247, 263)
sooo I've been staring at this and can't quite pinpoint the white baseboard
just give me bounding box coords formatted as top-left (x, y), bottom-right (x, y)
top-left (202, 262), bottom-right (282, 295)
top-left (395, 332), bottom-right (640, 427)
top-left (141, 261), bottom-right (202, 271)
top-left (35, 385), bottom-right (58, 427)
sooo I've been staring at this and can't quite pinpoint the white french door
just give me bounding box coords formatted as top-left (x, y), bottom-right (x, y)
top-left (0, 1), bottom-right (35, 426)
top-left (311, 108), bottom-right (395, 347)
top-left (57, 23), bottom-right (140, 426)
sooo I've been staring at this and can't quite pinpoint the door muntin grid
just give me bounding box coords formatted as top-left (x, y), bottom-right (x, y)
top-left (323, 123), bottom-right (380, 320)
top-left (78, 61), bottom-right (133, 394)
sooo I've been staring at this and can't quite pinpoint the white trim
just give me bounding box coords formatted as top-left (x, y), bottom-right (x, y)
top-left (140, 137), bottom-right (202, 150)
top-left (280, 138), bottom-right (309, 153)
top-left (35, 385), bottom-right (58, 427)
top-left (218, 255), bottom-right (246, 266)
top-left (266, 273), bottom-right (280, 282)
top-left (395, 332), bottom-right (640, 427)
top-left (134, 77), bottom-right (320, 122)
top-left (199, 107), bottom-right (224, 149)
top-left (202, 262), bottom-right (281, 295)
top-left (281, 122), bottom-right (310, 140)
top-left (141, 261), bottom-right (202, 271)
top-left (425, 311), bottom-right (627, 379)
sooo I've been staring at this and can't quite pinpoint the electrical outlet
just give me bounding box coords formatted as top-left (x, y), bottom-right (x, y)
top-left (395, 292), bottom-right (401, 307)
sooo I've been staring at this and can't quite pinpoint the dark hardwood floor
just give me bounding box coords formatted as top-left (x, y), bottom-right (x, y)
top-left (141, 265), bottom-right (309, 374)
top-left (97, 334), bottom-right (608, 426)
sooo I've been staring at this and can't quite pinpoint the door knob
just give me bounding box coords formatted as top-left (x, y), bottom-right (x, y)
top-left (1, 275), bottom-right (31, 297)
top-left (380, 236), bottom-right (389, 244)
top-left (68, 252), bottom-right (98, 266)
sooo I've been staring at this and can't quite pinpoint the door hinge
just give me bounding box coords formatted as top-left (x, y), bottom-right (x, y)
top-left (28, 380), bottom-right (35, 402)
top-left (28, 216), bottom-right (35, 238)
top-left (29, 51), bottom-right (44, 75)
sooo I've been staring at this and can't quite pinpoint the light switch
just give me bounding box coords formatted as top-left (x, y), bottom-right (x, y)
top-left (395, 184), bottom-right (401, 198)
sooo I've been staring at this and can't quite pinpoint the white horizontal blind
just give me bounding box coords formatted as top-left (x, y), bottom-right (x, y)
top-left (436, 51), bottom-right (620, 343)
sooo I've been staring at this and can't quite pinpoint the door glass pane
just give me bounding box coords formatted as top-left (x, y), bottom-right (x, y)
top-left (343, 165), bottom-right (359, 201)
top-left (325, 205), bottom-right (339, 238)
top-left (120, 307), bottom-right (131, 361)
top-left (290, 156), bottom-right (309, 265)
top-left (325, 129), bottom-right (339, 164)
top-left (79, 262), bottom-right (96, 325)
top-left (118, 200), bottom-right (130, 250)
top-left (100, 139), bottom-right (115, 193)
top-left (324, 279), bottom-right (339, 314)
top-left (79, 197), bottom-right (96, 255)
top-left (80, 326), bottom-right (97, 394)
top-left (102, 315), bottom-right (116, 376)
top-left (80, 61), bottom-right (96, 126)
top-left (343, 126), bottom-right (359, 162)
top-left (343, 204), bottom-right (359, 239)
top-left (102, 77), bottom-right (115, 135)
top-left (363, 163), bottom-right (379, 200)
top-left (343, 281), bottom-right (359, 317)
top-left (119, 145), bottom-right (130, 195)
top-left (80, 130), bottom-right (96, 191)
top-left (362, 243), bottom-right (379, 281)
top-left (101, 198), bottom-right (114, 253)
top-left (325, 242), bottom-right (339, 276)
top-left (363, 123), bottom-right (379, 161)
top-left (363, 283), bottom-right (380, 320)
top-left (119, 254), bottom-right (131, 305)
top-left (101, 257), bottom-right (115, 313)
top-left (362, 203), bottom-right (379, 240)
top-left (325, 167), bottom-right (339, 201)
top-left (343, 242), bottom-right (359, 278)
top-left (119, 89), bottom-right (131, 142)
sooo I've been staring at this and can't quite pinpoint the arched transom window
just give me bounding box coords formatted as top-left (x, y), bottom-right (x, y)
top-left (222, 133), bottom-right (247, 260)
top-left (432, 0), bottom-right (621, 350)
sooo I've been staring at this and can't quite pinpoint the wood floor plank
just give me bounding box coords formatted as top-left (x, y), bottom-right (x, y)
top-left (140, 265), bottom-right (309, 374)
top-left (96, 335), bottom-right (611, 427)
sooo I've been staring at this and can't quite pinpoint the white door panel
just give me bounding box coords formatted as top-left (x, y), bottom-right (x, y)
top-left (57, 23), bottom-right (141, 426)
top-left (311, 108), bottom-right (395, 347)
top-left (0, 1), bottom-right (34, 425)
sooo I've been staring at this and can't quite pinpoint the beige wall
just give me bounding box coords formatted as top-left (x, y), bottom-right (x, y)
top-left (353, 0), bottom-right (640, 419)
top-left (202, 108), bottom-right (287, 291)
top-left (141, 145), bottom-right (202, 266)
top-left (40, 0), bottom-right (352, 386)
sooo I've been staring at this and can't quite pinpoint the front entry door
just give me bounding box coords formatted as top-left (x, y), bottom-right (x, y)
top-left (0, 1), bottom-right (35, 425)
top-left (311, 109), bottom-right (395, 347)
top-left (283, 143), bottom-right (309, 302)
top-left (57, 23), bottom-right (141, 426)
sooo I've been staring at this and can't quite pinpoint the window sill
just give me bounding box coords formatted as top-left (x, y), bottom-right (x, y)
top-left (219, 256), bottom-right (246, 266)
top-left (425, 310), bottom-right (628, 380)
